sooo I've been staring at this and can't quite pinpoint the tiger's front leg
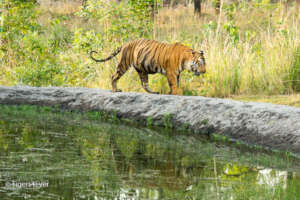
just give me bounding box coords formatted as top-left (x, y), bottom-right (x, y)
top-left (177, 74), bottom-right (180, 88)
top-left (166, 72), bottom-right (178, 95)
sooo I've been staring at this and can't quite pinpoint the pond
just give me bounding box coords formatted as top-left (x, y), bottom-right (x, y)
top-left (0, 105), bottom-right (300, 199)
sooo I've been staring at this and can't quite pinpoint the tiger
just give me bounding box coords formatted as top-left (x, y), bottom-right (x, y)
top-left (90, 38), bottom-right (206, 95)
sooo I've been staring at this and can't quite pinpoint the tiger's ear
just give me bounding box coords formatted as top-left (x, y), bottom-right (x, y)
top-left (198, 50), bottom-right (204, 56)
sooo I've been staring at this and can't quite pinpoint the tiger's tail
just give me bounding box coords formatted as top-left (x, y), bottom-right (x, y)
top-left (90, 46), bottom-right (122, 62)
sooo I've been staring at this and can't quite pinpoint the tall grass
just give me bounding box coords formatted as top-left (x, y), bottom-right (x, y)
top-left (152, 2), bottom-right (300, 96)
top-left (1, 0), bottom-right (300, 97)
top-left (289, 44), bottom-right (300, 91)
top-left (81, 1), bottom-right (300, 96)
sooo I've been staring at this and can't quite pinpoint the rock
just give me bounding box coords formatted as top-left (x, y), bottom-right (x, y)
top-left (1, 86), bottom-right (300, 153)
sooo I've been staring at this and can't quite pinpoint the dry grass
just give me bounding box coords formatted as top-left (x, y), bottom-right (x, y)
top-left (82, 2), bottom-right (300, 97)
top-left (3, 1), bottom-right (300, 104)
top-left (230, 93), bottom-right (300, 107)
top-left (152, 2), bottom-right (300, 97)
top-left (38, 0), bottom-right (82, 14)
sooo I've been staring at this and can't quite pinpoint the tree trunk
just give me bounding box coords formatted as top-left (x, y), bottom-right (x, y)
top-left (163, 0), bottom-right (171, 7)
top-left (215, 0), bottom-right (221, 14)
top-left (194, 0), bottom-right (201, 16)
top-left (296, 0), bottom-right (300, 11)
top-left (150, 0), bottom-right (157, 20)
top-left (81, 0), bottom-right (87, 8)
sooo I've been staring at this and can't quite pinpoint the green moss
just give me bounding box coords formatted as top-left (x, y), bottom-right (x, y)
top-left (146, 116), bottom-right (153, 127)
top-left (201, 119), bottom-right (208, 125)
top-left (163, 113), bottom-right (173, 129)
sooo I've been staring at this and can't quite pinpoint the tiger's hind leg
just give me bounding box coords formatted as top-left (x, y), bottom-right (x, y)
top-left (138, 72), bottom-right (159, 94)
top-left (111, 63), bottom-right (129, 92)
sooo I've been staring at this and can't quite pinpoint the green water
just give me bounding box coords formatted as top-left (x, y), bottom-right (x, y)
top-left (0, 105), bottom-right (300, 200)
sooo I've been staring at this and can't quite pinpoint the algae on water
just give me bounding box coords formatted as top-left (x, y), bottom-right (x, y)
top-left (0, 105), bottom-right (300, 199)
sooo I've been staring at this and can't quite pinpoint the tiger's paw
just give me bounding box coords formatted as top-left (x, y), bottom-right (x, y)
top-left (112, 89), bottom-right (122, 92)
top-left (148, 91), bottom-right (159, 94)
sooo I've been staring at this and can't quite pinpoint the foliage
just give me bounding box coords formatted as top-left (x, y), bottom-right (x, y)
top-left (289, 44), bottom-right (300, 92)
top-left (0, 0), bottom-right (67, 86)
top-left (223, 4), bottom-right (239, 45)
top-left (163, 113), bottom-right (173, 129)
top-left (77, 0), bottom-right (155, 42)
top-left (223, 21), bottom-right (239, 45)
top-left (147, 116), bottom-right (153, 126)
top-left (15, 30), bottom-right (64, 86)
top-left (0, 0), bottom-right (41, 65)
top-left (1, 0), bottom-right (300, 97)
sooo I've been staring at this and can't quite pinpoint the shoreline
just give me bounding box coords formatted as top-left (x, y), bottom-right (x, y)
top-left (1, 86), bottom-right (300, 154)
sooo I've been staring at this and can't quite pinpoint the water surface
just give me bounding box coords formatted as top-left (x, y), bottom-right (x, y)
top-left (0, 105), bottom-right (300, 199)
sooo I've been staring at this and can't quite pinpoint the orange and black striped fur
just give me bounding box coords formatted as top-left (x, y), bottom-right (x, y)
top-left (90, 38), bottom-right (206, 95)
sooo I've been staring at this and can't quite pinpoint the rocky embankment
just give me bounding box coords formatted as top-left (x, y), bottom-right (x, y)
top-left (1, 86), bottom-right (300, 153)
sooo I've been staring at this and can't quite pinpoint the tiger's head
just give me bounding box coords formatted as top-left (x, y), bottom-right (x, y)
top-left (185, 50), bottom-right (206, 76)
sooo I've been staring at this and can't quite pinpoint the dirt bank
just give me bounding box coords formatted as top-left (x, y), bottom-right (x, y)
top-left (1, 86), bottom-right (300, 153)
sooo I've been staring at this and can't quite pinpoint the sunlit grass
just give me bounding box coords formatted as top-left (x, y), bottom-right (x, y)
top-left (1, 0), bottom-right (300, 101)
top-left (230, 93), bottom-right (300, 107)
top-left (153, 2), bottom-right (300, 97)
top-left (38, 0), bottom-right (82, 14)
top-left (85, 2), bottom-right (300, 97)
